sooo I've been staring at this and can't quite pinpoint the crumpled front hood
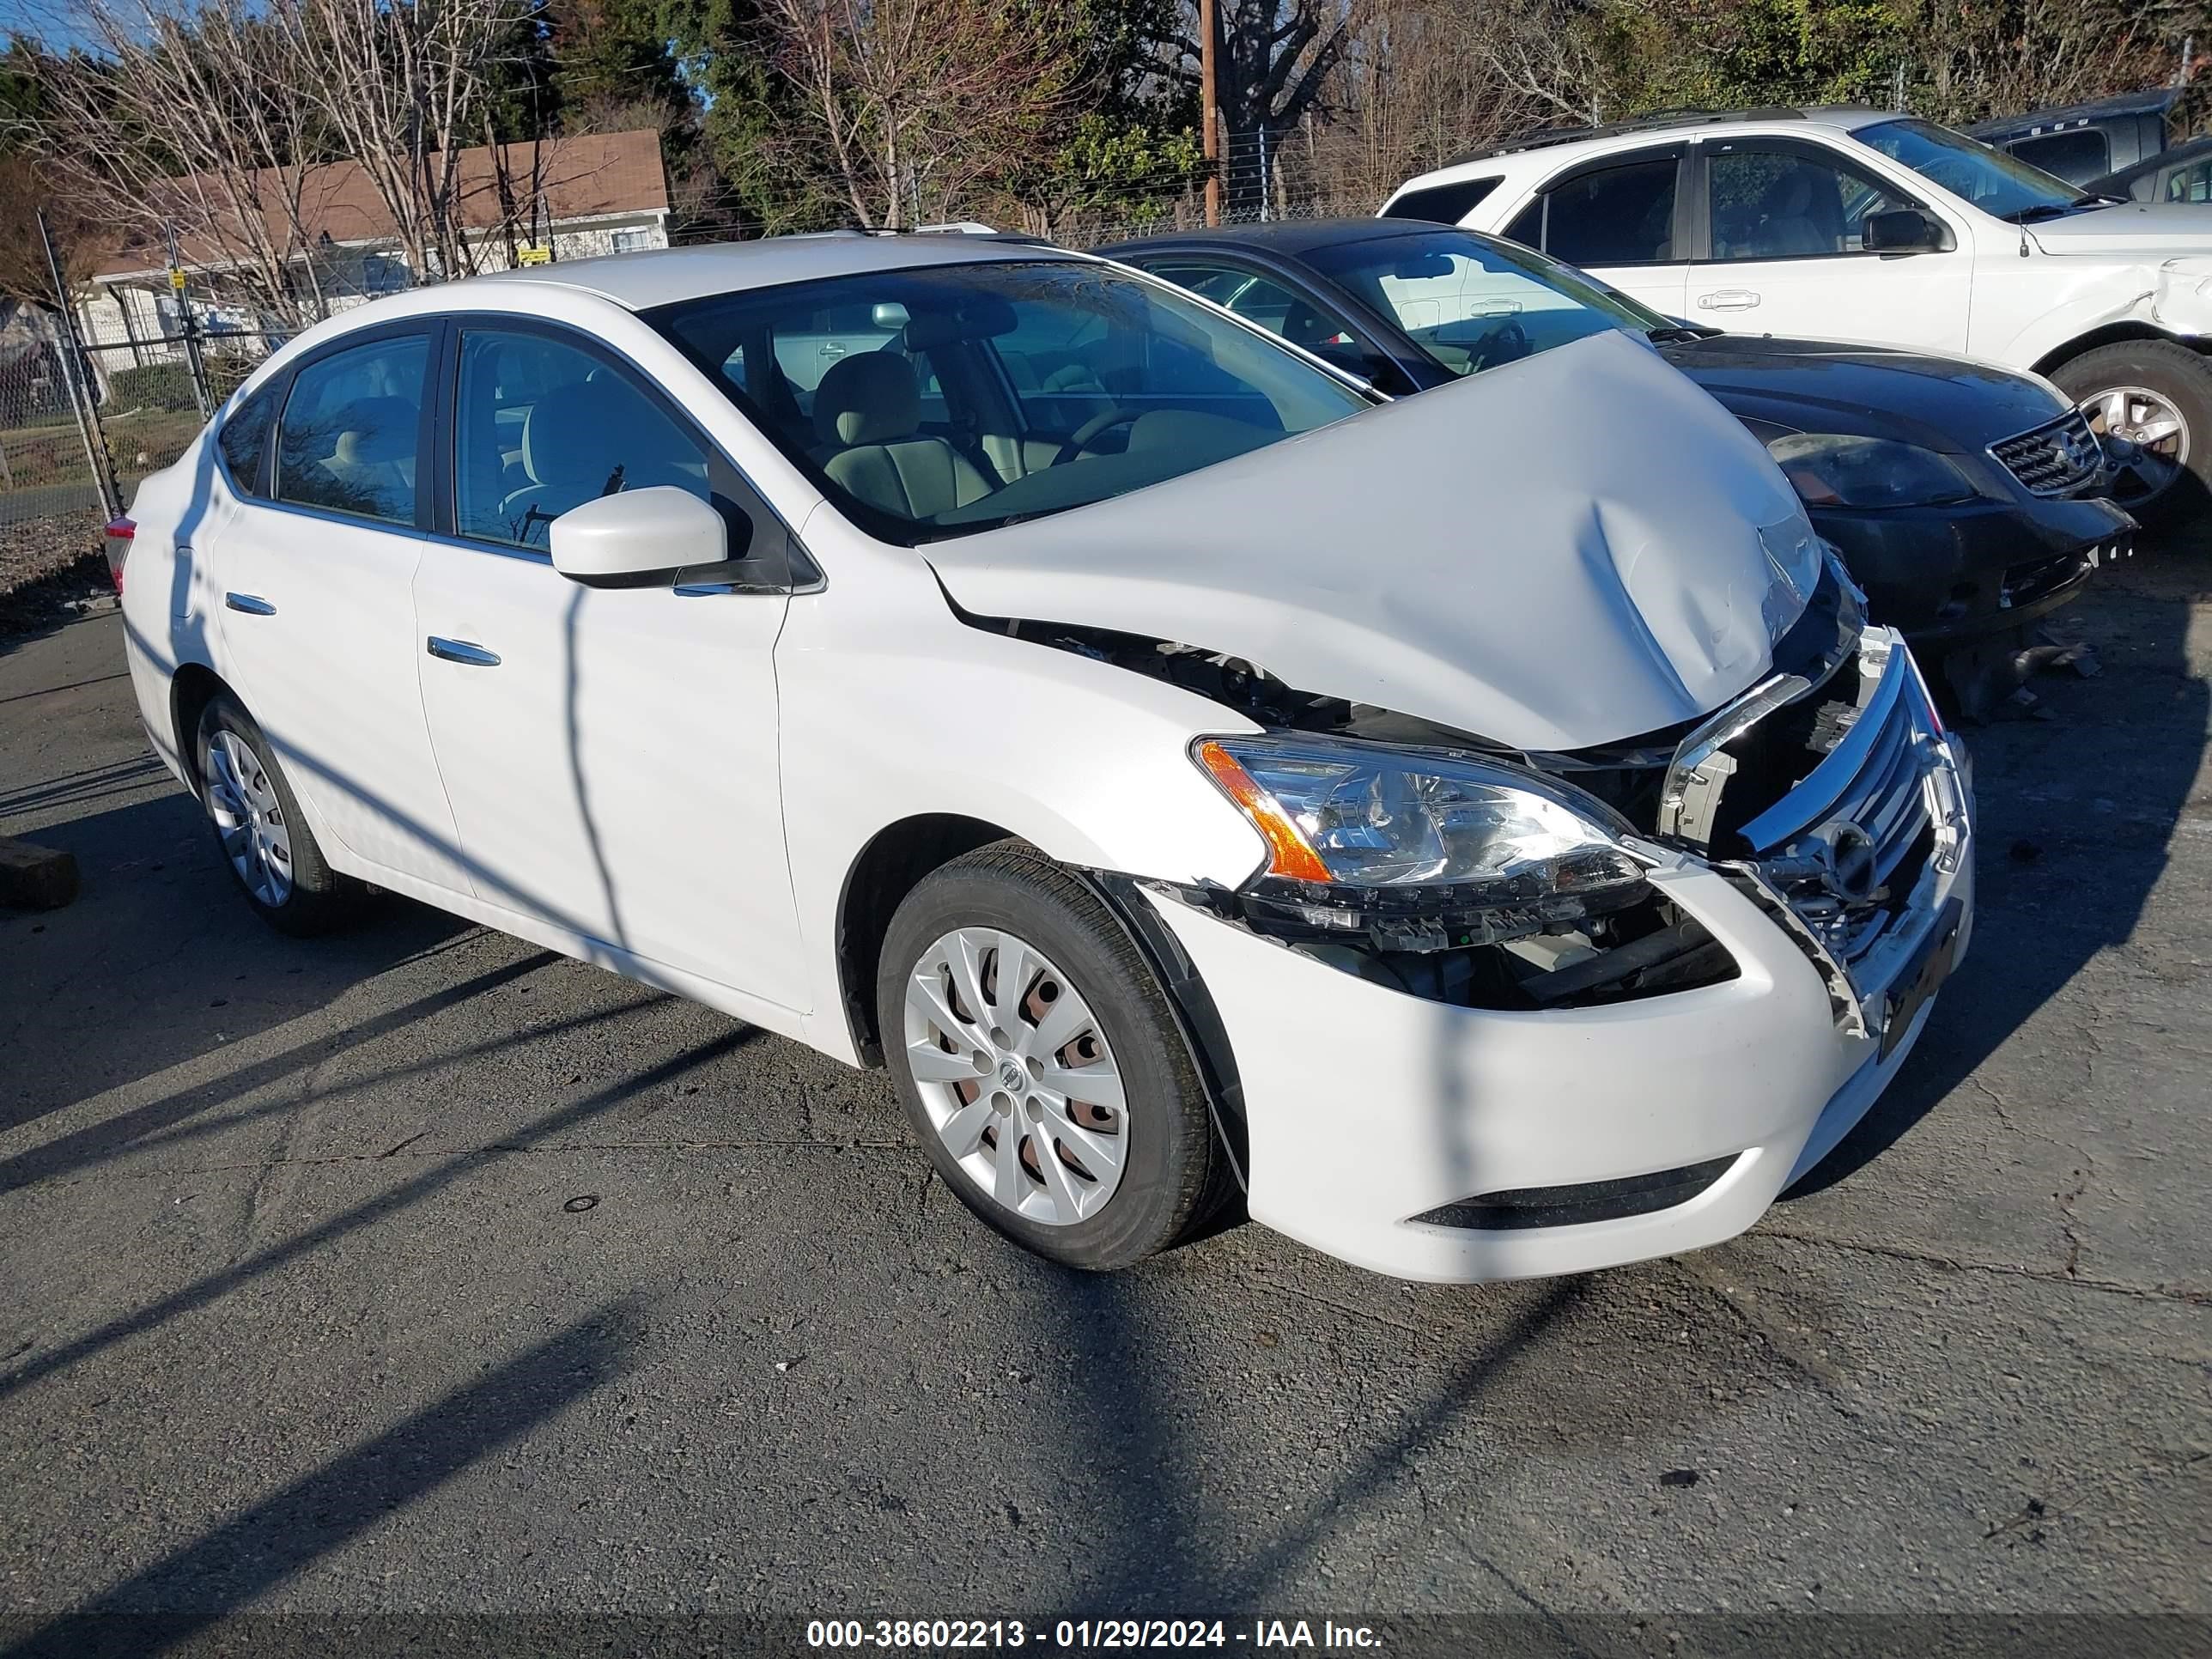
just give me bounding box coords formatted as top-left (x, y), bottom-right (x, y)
top-left (926, 330), bottom-right (1810, 751)
top-left (2025, 202), bottom-right (2212, 258)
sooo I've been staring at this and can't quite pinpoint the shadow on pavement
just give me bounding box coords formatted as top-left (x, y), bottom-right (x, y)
top-left (0, 1028), bottom-right (749, 1405)
top-left (0, 1298), bottom-right (642, 1659)
top-left (2, 792), bottom-right (482, 1141)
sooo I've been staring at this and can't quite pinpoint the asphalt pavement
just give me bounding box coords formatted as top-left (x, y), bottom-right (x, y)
top-left (0, 558), bottom-right (2205, 1655)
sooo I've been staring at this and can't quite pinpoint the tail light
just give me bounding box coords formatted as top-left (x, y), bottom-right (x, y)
top-left (103, 516), bottom-right (134, 595)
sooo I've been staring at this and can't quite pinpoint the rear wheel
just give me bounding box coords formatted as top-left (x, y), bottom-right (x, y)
top-left (2050, 340), bottom-right (2212, 526)
top-left (193, 691), bottom-right (363, 935)
top-left (878, 840), bottom-right (1224, 1270)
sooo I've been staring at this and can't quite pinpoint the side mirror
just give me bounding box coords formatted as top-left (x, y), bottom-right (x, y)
top-left (1863, 208), bottom-right (1950, 254)
top-left (550, 486), bottom-right (729, 588)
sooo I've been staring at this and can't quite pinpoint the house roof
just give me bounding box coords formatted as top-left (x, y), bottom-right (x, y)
top-left (95, 129), bottom-right (667, 280)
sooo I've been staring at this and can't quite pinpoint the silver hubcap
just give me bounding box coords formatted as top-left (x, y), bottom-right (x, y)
top-left (902, 927), bottom-right (1127, 1226)
top-left (2085, 382), bottom-right (2188, 471)
top-left (202, 727), bottom-right (293, 906)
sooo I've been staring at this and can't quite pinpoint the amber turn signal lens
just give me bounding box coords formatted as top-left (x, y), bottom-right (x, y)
top-left (1194, 739), bottom-right (1334, 884)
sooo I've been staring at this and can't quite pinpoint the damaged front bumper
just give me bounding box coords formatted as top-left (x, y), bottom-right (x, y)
top-left (1135, 628), bottom-right (1975, 1283)
top-left (1812, 489), bottom-right (2132, 647)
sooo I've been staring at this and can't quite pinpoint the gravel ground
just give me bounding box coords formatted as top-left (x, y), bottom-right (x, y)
top-left (0, 510), bottom-right (111, 637)
top-left (0, 544), bottom-right (2206, 1658)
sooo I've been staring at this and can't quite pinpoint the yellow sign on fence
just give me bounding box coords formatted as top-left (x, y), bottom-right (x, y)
top-left (515, 245), bottom-right (552, 267)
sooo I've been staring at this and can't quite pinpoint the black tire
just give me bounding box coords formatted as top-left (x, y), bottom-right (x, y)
top-left (2049, 339), bottom-right (2212, 528)
top-left (877, 839), bottom-right (1225, 1271)
top-left (192, 690), bottom-right (363, 935)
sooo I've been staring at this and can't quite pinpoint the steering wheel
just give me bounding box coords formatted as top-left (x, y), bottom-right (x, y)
top-left (1054, 407), bottom-right (1143, 466)
top-left (1467, 319), bottom-right (1532, 372)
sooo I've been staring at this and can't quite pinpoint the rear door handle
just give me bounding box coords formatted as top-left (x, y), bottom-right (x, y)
top-left (224, 592), bottom-right (276, 616)
top-left (426, 636), bottom-right (501, 667)
top-left (1696, 289), bottom-right (1761, 312)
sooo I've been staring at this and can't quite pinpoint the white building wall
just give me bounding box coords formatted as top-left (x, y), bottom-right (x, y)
top-left (81, 209), bottom-right (670, 354)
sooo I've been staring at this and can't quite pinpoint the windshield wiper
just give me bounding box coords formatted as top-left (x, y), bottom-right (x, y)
top-left (1646, 325), bottom-right (1717, 343)
top-left (2070, 192), bottom-right (2124, 209)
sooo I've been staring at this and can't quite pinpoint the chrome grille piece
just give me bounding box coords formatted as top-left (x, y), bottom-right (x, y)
top-left (1736, 633), bottom-right (1945, 971)
top-left (1990, 408), bottom-right (2103, 497)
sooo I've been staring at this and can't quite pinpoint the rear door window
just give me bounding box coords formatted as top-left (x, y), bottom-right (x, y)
top-left (274, 332), bottom-right (429, 526)
top-left (1542, 158), bottom-right (1679, 265)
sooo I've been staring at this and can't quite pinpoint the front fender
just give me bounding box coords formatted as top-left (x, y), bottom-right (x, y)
top-left (2007, 258), bottom-right (2212, 369)
top-left (777, 509), bottom-right (1269, 1062)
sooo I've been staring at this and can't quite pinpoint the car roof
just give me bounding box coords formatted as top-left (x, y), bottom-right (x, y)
top-left (1388, 105), bottom-right (1897, 198)
top-left (1965, 86), bottom-right (2184, 143)
top-left (1099, 218), bottom-right (1441, 259)
top-left (462, 231), bottom-right (1067, 312)
top-left (2091, 133), bottom-right (2212, 191)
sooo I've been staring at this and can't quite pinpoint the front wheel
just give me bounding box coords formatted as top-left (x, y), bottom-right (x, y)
top-left (2050, 340), bottom-right (2212, 527)
top-left (193, 691), bottom-right (363, 935)
top-left (878, 840), bottom-right (1225, 1270)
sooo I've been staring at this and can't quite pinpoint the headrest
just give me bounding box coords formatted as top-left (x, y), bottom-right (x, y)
top-left (331, 397), bottom-right (417, 465)
top-left (522, 379), bottom-right (629, 487)
top-left (1767, 170), bottom-right (1814, 216)
top-left (814, 351), bottom-right (921, 446)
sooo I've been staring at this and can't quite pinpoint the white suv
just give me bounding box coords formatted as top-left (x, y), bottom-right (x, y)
top-left (1384, 106), bottom-right (2212, 514)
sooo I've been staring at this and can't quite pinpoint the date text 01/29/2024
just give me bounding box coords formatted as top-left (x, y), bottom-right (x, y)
top-left (805, 1620), bottom-right (1383, 1650)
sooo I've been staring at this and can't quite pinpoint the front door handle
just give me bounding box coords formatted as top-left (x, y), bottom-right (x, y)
top-left (1696, 289), bottom-right (1762, 312)
top-left (426, 636), bottom-right (501, 667)
top-left (224, 592), bottom-right (276, 616)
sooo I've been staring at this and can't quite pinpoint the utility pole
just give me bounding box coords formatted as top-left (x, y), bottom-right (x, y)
top-left (1200, 0), bottom-right (1220, 226)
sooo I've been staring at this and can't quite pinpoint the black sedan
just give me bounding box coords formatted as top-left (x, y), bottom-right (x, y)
top-left (1102, 219), bottom-right (2136, 683)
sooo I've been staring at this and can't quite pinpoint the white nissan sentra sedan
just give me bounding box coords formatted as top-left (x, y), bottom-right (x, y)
top-left (115, 234), bottom-right (1973, 1282)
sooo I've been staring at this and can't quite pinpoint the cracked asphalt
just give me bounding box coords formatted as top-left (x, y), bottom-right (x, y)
top-left (0, 546), bottom-right (2206, 1652)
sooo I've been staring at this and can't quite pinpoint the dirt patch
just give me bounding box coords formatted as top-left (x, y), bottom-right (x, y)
top-left (0, 512), bottom-right (110, 639)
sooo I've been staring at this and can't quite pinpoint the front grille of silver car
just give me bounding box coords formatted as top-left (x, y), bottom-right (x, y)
top-left (1735, 635), bottom-right (1939, 969)
top-left (1990, 408), bottom-right (2104, 497)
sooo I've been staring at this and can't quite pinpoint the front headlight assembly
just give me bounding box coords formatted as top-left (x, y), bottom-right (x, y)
top-left (1193, 736), bottom-right (1650, 951)
top-left (1768, 433), bottom-right (1978, 508)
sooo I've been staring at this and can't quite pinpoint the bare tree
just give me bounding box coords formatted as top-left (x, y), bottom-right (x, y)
top-left (19, 0), bottom-right (547, 326)
top-left (758, 0), bottom-right (1086, 228)
top-left (264, 0), bottom-right (538, 278)
top-left (1468, 0), bottom-right (1629, 129)
top-left (23, 0), bottom-right (342, 326)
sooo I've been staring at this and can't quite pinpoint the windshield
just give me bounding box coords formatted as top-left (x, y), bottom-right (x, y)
top-left (1855, 118), bottom-right (2082, 220)
top-left (1303, 228), bottom-right (1672, 378)
top-left (647, 258), bottom-right (1369, 543)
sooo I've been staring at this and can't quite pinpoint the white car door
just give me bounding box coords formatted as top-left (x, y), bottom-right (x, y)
top-left (1504, 147), bottom-right (1692, 321)
top-left (209, 325), bottom-right (474, 893)
top-left (1686, 138), bottom-right (1974, 353)
top-left (410, 320), bottom-right (810, 1011)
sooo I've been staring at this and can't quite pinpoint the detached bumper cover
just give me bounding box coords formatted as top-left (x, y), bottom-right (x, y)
top-left (1815, 491), bottom-right (2132, 644)
top-left (1143, 638), bottom-right (1975, 1285)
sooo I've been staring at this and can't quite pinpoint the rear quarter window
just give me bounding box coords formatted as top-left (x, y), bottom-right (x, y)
top-left (216, 384), bottom-right (277, 498)
top-left (1382, 176), bottom-right (1503, 224)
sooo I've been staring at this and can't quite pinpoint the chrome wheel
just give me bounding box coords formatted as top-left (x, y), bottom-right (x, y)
top-left (2085, 384), bottom-right (2188, 470)
top-left (202, 726), bottom-right (294, 907)
top-left (902, 927), bottom-right (1127, 1226)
